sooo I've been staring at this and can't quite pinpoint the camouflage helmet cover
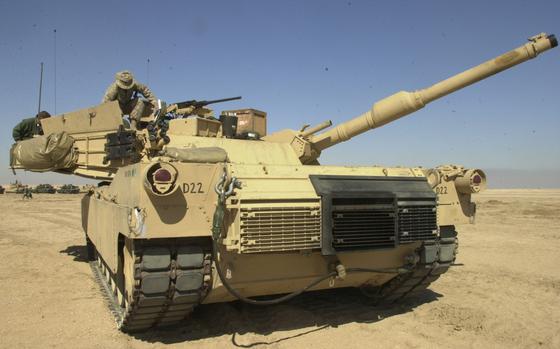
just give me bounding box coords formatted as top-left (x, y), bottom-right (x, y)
top-left (115, 71), bottom-right (135, 90)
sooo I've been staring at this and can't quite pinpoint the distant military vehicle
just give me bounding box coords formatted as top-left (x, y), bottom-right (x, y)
top-left (9, 33), bottom-right (557, 332)
top-left (57, 184), bottom-right (80, 194)
top-left (6, 181), bottom-right (25, 193)
top-left (33, 184), bottom-right (56, 194)
top-left (0, 185), bottom-right (5, 194)
top-left (14, 186), bottom-right (27, 194)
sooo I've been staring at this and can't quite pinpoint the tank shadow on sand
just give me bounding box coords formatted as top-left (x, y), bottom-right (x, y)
top-left (131, 287), bottom-right (442, 346)
top-left (60, 245), bottom-right (90, 263)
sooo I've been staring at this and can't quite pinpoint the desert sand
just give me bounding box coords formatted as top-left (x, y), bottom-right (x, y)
top-left (0, 189), bottom-right (559, 348)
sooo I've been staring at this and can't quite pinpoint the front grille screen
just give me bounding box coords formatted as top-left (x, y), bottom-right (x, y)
top-left (331, 197), bottom-right (437, 251)
top-left (332, 198), bottom-right (396, 250)
top-left (240, 205), bottom-right (321, 253)
top-left (398, 206), bottom-right (438, 242)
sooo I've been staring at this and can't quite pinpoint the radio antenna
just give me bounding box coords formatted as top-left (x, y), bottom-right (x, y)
top-left (38, 62), bottom-right (44, 114)
top-left (53, 29), bottom-right (57, 114)
top-left (147, 58), bottom-right (151, 85)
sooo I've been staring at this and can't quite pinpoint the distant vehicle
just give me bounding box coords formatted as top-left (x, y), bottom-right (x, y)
top-left (15, 186), bottom-right (27, 194)
top-left (33, 184), bottom-right (56, 194)
top-left (6, 181), bottom-right (25, 193)
top-left (57, 184), bottom-right (80, 194)
top-left (0, 185), bottom-right (5, 194)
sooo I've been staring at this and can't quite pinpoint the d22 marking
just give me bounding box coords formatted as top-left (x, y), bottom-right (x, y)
top-left (182, 182), bottom-right (205, 194)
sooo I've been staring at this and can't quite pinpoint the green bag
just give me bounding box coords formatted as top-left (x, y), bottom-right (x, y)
top-left (11, 132), bottom-right (77, 171)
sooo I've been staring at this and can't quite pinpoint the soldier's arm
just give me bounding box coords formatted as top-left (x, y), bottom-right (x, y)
top-left (12, 120), bottom-right (26, 141)
top-left (136, 83), bottom-right (157, 106)
top-left (102, 83), bottom-right (118, 103)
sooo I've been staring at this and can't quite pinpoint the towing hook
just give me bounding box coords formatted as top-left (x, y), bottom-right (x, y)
top-left (224, 177), bottom-right (241, 197)
top-left (214, 172), bottom-right (241, 202)
top-left (214, 172), bottom-right (227, 196)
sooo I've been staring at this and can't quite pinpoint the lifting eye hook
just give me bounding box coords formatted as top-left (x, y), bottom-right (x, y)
top-left (214, 170), bottom-right (241, 203)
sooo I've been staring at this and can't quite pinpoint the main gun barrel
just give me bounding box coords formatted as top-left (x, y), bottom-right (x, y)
top-left (310, 33), bottom-right (557, 152)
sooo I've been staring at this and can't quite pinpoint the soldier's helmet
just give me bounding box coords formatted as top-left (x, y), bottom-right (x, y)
top-left (36, 111), bottom-right (51, 119)
top-left (115, 71), bottom-right (135, 90)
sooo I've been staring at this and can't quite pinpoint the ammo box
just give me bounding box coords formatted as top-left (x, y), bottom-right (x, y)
top-left (169, 117), bottom-right (222, 137)
top-left (222, 109), bottom-right (267, 137)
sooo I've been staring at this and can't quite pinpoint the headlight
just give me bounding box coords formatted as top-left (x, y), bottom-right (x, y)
top-left (454, 169), bottom-right (486, 194)
top-left (143, 162), bottom-right (179, 196)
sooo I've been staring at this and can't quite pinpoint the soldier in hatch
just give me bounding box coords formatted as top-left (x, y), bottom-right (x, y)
top-left (102, 70), bottom-right (157, 129)
top-left (12, 111), bottom-right (51, 141)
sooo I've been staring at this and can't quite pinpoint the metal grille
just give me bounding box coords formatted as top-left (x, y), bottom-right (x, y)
top-left (398, 206), bottom-right (438, 243)
top-left (331, 198), bottom-right (396, 250)
top-left (239, 205), bottom-right (321, 253)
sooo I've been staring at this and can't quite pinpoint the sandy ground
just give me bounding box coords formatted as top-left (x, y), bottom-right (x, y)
top-left (0, 189), bottom-right (559, 349)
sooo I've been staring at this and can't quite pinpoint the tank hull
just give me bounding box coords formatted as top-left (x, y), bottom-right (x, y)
top-left (84, 162), bottom-right (455, 308)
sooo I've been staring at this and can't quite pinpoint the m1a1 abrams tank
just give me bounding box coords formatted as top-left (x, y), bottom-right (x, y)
top-left (9, 33), bottom-right (557, 332)
top-left (33, 184), bottom-right (56, 194)
top-left (57, 184), bottom-right (81, 194)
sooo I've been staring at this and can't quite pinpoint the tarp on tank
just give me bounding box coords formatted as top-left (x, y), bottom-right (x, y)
top-left (10, 132), bottom-right (77, 171)
top-left (163, 146), bottom-right (228, 163)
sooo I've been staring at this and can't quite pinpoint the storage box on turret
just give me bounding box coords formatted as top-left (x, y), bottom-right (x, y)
top-left (169, 117), bottom-right (222, 137)
top-left (222, 108), bottom-right (267, 138)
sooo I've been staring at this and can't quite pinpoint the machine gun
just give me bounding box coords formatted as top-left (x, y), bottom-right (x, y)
top-left (166, 96), bottom-right (242, 118)
top-left (175, 96), bottom-right (242, 110)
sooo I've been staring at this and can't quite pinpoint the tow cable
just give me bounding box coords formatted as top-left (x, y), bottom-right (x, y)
top-left (211, 170), bottom-right (412, 306)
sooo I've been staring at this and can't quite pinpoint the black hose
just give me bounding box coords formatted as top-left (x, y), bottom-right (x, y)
top-left (212, 239), bottom-right (409, 306)
top-left (212, 239), bottom-right (335, 306)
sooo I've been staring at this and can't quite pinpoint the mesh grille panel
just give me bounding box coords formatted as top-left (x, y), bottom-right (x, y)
top-left (330, 198), bottom-right (438, 251)
top-left (398, 206), bottom-right (438, 242)
top-left (240, 205), bottom-right (321, 253)
top-left (331, 198), bottom-right (396, 250)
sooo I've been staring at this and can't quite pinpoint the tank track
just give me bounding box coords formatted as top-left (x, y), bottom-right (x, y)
top-left (366, 234), bottom-right (458, 304)
top-left (89, 240), bottom-right (212, 332)
top-left (373, 259), bottom-right (450, 304)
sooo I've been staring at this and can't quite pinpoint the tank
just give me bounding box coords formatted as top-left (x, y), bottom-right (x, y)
top-left (5, 181), bottom-right (26, 194)
top-left (14, 186), bottom-right (27, 194)
top-left (9, 33), bottom-right (557, 332)
top-left (0, 185), bottom-right (5, 194)
top-left (33, 184), bottom-right (56, 194)
top-left (57, 184), bottom-right (80, 194)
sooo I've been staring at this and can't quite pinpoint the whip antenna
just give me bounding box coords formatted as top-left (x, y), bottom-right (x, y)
top-left (147, 58), bottom-right (150, 85)
top-left (38, 62), bottom-right (44, 114)
top-left (53, 29), bottom-right (57, 114)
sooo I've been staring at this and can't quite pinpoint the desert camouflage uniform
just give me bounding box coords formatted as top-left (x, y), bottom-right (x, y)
top-left (102, 73), bottom-right (157, 127)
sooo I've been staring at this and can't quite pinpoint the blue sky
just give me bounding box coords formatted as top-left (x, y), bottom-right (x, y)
top-left (1, 0), bottom-right (559, 186)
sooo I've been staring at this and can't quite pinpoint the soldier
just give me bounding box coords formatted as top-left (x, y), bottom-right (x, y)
top-left (102, 71), bottom-right (157, 129)
top-left (22, 187), bottom-right (33, 200)
top-left (12, 111), bottom-right (51, 141)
